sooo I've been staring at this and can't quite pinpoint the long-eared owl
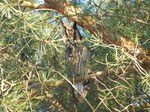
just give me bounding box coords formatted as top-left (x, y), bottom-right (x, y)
top-left (62, 21), bottom-right (90, 101)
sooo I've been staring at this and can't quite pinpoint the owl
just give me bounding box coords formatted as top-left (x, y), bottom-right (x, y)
top-left (62, 21), bottom-right (90, 101)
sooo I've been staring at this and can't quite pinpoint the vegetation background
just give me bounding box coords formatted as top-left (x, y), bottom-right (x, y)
top-left (0, 0), bottom-right (149, 111)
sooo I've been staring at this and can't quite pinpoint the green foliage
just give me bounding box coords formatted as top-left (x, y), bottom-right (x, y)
top-left (0, 0), bottom-right (149, 112)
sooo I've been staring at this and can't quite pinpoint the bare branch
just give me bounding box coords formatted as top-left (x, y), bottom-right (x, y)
top-left (21, 1), bottom-right (48, 9)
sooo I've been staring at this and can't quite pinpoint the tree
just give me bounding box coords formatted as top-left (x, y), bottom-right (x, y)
top-left (0, 0), bottom-right (149, 111)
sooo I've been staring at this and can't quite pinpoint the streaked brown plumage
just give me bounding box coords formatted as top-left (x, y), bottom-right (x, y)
top-left (62, 21), bottom-right (90, 101)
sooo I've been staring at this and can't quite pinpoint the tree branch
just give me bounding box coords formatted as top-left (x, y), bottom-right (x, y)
top-left (21, 1), bottom-right (48, 9)
top-left (21, 0), bottom-right (150, 65)
top-left (28, 64), bottom-right (150, 89)
top-left (103, 14), bottom-right (150, 25)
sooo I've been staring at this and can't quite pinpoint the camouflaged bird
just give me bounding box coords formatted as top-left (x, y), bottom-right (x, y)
top-left (62, 21), bottom-right (90, 101)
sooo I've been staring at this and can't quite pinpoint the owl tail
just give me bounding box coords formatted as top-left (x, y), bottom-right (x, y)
top-left (74, 82), bottom-right (87, 101)
top-left (70, 81), bottom-right (89, 102)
